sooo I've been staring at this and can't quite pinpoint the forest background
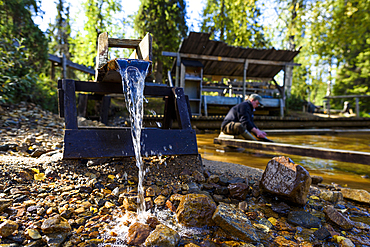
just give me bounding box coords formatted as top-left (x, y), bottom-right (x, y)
top-left (0, 0), bottom-right (369, 116)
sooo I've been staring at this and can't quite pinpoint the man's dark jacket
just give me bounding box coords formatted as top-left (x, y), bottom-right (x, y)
top-left (221, 100), bottom-right (257, 132)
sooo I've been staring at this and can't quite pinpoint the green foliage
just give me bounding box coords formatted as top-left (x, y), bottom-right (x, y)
top-left (201, 0), bottom-right (270, 48)
top-left (286, 93), bottom-right (304, 111)
top-left (0, 0), bottom-right (50, 108)
top-left (48, 0), bottom-right (71, 58)
top-left (306, 0), bottom-right (370, 113)
top-left (69, 0), bottom-right (123, 74)
top-left (134, 0), bottom-right (188, 83)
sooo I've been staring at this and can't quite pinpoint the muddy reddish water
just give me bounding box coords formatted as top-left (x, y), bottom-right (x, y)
top-left (197, 133), bottom-right (370, 192)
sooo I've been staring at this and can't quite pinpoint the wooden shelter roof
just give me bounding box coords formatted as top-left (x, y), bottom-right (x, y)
top-left (171, 32), bottom-right (300, 81)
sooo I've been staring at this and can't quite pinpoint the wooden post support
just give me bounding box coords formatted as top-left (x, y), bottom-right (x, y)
top-left (77, 94), bottom-right (88, 117)
top-left (327, 99), bottom-right (331, 118)
top-left (175, 53), bottom-right (181, 87)
top-left (280, 98), bottom-right (284, 117)
top-left (51, 63), bottom-right (55, 80)
top-left (62, 79), bottom-right (78, 129)
top-left (285, 63), bottom-right (293, 98)
top-left (58, 80), bottom-right (65, 118)
top-left (203, 95), bottom-right (208, 117)
top-left (173, 87), bottom-right (191, 129)
top-left (355, 97), bottom-right (360, 118)
top-left (162, 95), bottom-right (176, 129)
top-left (100, 95), bottom-right (111, 125)
top-left (243, 60), bottom-right (249, 100)
top-left (62, 53), bottom-right (67, 79)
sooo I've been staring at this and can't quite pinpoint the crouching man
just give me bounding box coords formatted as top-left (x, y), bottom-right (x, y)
top-left (220, 94), bottom-right (273, 142)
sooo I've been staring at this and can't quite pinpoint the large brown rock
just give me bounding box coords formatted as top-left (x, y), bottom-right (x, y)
top-left (127, 222), bottom-right (151, 245)
top-left (260, 156), bottom-right (311, 205)
top-left (41, 214), bottom-right (72, 234)
top-left (176, 194), bottom-right (216, 227)
top-left (340, 188), bottom-right (370, 204)
top-left (212, 202), bottom-right (259, 242)
top-left (323, 205), bottom-right (353, 230)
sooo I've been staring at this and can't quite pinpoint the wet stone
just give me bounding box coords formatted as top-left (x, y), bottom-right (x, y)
top-left (274, 236), bottom-right (299, 247)
top-left (41, 214), bottom-right (71, 234)
top-left (121, 196), bottom-right (138, 211)
top-left (127, 222), bottom-right (151, 245)
top-left (340, 188), bottom-right (370, 204)
top-left (228, 183), bottom-right (249, 200)
top-left (287, 211), bottom-right (321, 228)
top-left (320, 190), bottom-right (343, 203)
top-left (0, 199), bottom-right (13, 213)
top-left (238, 201), bottom-right (248, 212)
top-left (176, 193), bottom-right (216, 227)
top-left (212, 185), bottom-right (229, 195)
top-left (228, 177), bottom-right (246, 184)
top-left (212, 194), bottom-right (224, 203)
top-left (207, 175), bottom-right (220, 184)
top-left (146, 216), bottom-right (160, 229)
top-left (154, 195), bottom-right (167, 207)
top-left (271, 202), bottom-right (291, 214)
top-left (26, 229), bottom-right (42, 240)
top-left (144, 224), bottom-right (180, 247)
top-left (78, 186), bottom-right (93, 193)
top-left (0, 220), bottom-right (18, 237)
top-left (323, 205), bottom-right (353, 230)
top-left (212, 202), bottom-right (259, 242)
top-left (192, 170), bottom-right (205, 183)
top-left (260, 156), bottom-right (311, 205)
top-left (310, 175), bottom-right (323, 184)
top-left (42, 232), bottom-right (68, 247)
top-left (313, 227), bottom-right (331, 240)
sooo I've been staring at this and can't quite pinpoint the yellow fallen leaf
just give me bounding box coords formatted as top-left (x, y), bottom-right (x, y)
top-left (108, 175), bottom-right (115, 180)
top-left (266, 203), bottom-right (272, 207)
top-left (268, 217), bottom-right (277, 226)
top-left (102, 189), bottom-right (112, 195)
top-left (31, 168), bottom-right (39, 174)
top-left (90, 206), bottom-right (98, 214)
top-left (341, 231), bottom-right (346, 235)
top-left (310, 195), bottom-right (320, 200)
top-left (34, 173), bottom-right (46, 181)
top-left (128, 180), bottom-right (135, 185)
top-left (333, 235), bottom-right (346, 243)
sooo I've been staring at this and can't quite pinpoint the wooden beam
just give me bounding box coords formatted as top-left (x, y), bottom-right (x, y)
top-left (324, 95), bottom-right (370, 99)
top-left (129, 32), bottom-right (152, 62)
top-left (204, 75), bottom-right (273, 81)
top-left (108, 38), bottom-right (141, 48)
top-left (63, 128), bottom-right (198, 159)
top-left (48, 54), bottom-right (95, 75)
top-left (162, 51), bottom-right (301, 66)
top-left (96, 32), bottom-right (109, 70)
top-left (243, 60), bottom-right (248, 100)
top-left (214, 137), bottom-right (370, 165)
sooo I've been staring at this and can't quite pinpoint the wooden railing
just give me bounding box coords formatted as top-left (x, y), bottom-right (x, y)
top-left (48, 54), bottom-right (95, 79)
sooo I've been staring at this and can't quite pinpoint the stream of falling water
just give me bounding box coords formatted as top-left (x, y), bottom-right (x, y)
top-left (116, 59), bottom-right (150, 216)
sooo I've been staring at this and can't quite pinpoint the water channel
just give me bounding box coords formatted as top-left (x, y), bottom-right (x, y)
top-left (197, 132), bottom-right (370, 192)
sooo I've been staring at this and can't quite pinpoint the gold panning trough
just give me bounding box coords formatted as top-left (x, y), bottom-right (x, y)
top-left (57, 33), bottom-right (198, 159)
